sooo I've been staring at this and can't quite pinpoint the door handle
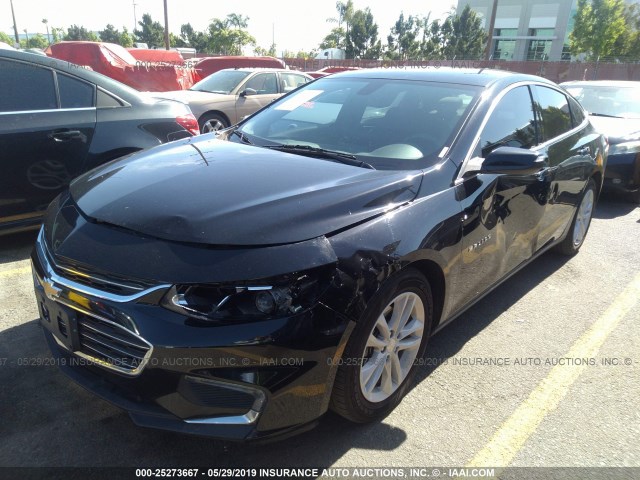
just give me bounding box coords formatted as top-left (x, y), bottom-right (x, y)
top-left (49, 130), bottom-right (82, 142)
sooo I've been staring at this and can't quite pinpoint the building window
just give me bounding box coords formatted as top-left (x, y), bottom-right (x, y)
top-left (493, 28), bottom-right (518, 60)
top-left (527, 28), bottom-right (554, 61)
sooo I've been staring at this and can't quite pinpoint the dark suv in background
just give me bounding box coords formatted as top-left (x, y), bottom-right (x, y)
top-left (0, 49), bottom-right (199, 235)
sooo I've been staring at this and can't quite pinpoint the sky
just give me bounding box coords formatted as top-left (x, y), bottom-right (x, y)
top-left (2, 0), bottom-right (458, 54)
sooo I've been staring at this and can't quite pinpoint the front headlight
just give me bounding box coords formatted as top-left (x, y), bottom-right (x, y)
top-left (160, 268), bottom-right (331, 322)
top-left (609, 139), bottom-right (640, 156)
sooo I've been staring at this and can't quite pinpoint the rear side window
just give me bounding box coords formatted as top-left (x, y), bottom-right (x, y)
top-left (280, 72), bottom-right (311, 92)
top-left (0, 59), bottom-right (57, 112)
top-left (477, 86), bottom-right (537, 157)
top-left (97, 89), bottom-right (124, 107)
top-left (533, 86), bottom-right (573, 142)
top-left (567, 95), bottom-right (586, 127)
top-left (58, 73), bottom-right (95, 108)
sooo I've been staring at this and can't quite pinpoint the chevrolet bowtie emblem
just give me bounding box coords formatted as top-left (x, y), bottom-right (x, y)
top-left (43, 280), bottom-right (62, 300)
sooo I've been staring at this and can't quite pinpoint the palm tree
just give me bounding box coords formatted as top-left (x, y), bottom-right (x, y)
top-left (42, 18), bottom-right (51, 45)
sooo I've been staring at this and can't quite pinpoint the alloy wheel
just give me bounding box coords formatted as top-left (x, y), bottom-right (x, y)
top-left (573, 188), bottom-right (594, 247)
top-left (359, 292), bottom-right (425, 403)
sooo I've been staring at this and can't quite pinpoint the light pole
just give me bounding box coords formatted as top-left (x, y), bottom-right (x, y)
top-left (484, 0), bottom-right (498, 61)
top-left (163, 0), bottom-right (170, 50)
top-left (133, 0), bottom-right (138, 31)
top-left (9, 0), bottom-right (19, 46)
top-left (23, 28), bottom-right (29, 47)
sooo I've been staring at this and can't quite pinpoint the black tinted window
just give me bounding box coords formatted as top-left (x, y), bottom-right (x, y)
top-left (0, 59), bottom-right (57, 112)
top-left (478, 86), bottom-right (536, 157)
top-left (567, 94), bottom-right (586, 126)
top-left (534, 86), bottom-right (572, 141)
top-left (58, 74), bottom-right (94, 108)
top-left (97, 89), bottom-right (123, 107)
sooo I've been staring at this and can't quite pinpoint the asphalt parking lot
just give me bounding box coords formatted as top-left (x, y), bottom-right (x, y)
top-left (0, 193), bottom-right (638, 476)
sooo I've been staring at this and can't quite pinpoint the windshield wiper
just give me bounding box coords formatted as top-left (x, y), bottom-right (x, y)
top-left (231, 129), bottom-right (253, 145)
top-left (589, 112), bottom-right (623, 118)
top-left (262, 144), bottom-right (375, 169)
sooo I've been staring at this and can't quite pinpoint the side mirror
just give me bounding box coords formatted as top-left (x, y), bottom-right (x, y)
top-left (480, 147), bottom-right (545, 175)
top-left (240, 88), bottom-right (257, 97)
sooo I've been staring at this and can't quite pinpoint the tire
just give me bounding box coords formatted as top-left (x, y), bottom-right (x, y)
top-left (555, 178), bottom-right (597, 256)
top-left (198, 113), bottom-right (228, 134)
top-left (330, 268), bottom-right (433, 423)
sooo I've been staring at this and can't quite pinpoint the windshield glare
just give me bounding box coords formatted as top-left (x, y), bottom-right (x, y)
top-left (192, 70), bottom-right (251, 94)
top-left (565, 86), bottom-right (640, 118)
top-left (239, 77), bottom-right (479, 170)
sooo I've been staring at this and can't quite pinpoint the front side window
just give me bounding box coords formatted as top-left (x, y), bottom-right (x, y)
top-left (533, 86), bottom-right (572, 142)
top-left (0, 59), bottom-right (57, 112)
top-left (244, 73), bottom-right (279, 95)
top-left (477, 86), bottom-right (537, 157)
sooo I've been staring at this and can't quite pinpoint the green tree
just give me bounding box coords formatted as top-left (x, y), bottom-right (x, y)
top-left (0, 31), bottom-right (13, 45)
top-left (444, 5), bottom-right (486, 59)
top-left (320, 27), bottom-right (345, 49)
top-left (386, 13), bottom-right (420, 60)
top-left (207, 14), bottom-right (256, 55)
top-left (179, 23), bottom-right (209, 52)
top-left (570, 0), bottom-right (627, 61)
top-left (119, 27), bottom-right (134, 48)
top-left (99, 24), bottom-right (134, 47)
top-left (20, 33), bottom-right (48, 49)
top-left (64, 25), bottom-right (98, 41)
top-left (347, 8), bottom-right (381, 59)
top-left (134, 13), bottom-right (165, 48)
top-left (99, 24), bottom-right (121, 44)
top-left (325, 0), bottom-right (354, 49)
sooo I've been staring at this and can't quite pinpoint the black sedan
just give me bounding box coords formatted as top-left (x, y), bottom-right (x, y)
top-left (562, 80), bottom-right (640, 203)
top-left (32, 68), bottom-right (606, 441)
top-left (0, 49), bottom-right (199, 235)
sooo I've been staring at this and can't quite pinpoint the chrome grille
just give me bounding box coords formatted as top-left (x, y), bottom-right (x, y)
top-left (76, 315), bottom-right (152, 375)
top-left (41, 234), bottom-right (157, 296)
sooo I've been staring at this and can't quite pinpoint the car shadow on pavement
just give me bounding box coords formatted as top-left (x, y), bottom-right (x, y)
top-left (0, 230), bottom-right (38, 265)
top-left (0, 317), bottom-right (407, 469)
top-left (594, 193), bottom-right (638, 219)
top-left (411, 251), bottom-right (570, 385)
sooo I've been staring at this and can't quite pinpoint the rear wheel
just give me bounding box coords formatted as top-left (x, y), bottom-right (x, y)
top-left (330, 268), bottom-right (433, 423)
top-left (555, 178), bottom-right (596, 256)
top-left (199, 113), bottom-right (228, 134)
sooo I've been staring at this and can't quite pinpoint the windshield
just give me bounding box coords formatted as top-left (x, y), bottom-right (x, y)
top-left (191, 70), bottom-right (251, 94)
top-left (565, 85), bottom-right (640, 119)
top-left (237, 76), bottom-right (480, 170)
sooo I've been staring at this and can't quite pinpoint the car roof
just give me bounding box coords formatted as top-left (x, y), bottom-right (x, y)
top-left (217, 67), bottom-right (306, 74)
top-left (0, 48), bottom-right (143, 102)
top-left (327, 67), bottom-right (557, 88)
top-left (561, 80), bottom-right (640, 87)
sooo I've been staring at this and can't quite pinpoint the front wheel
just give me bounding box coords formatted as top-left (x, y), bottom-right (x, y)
top-left (198, 113), bottom-right (228, 134)
top-left (330, 268), bottom-right (433, 423)
top-left (555, 178), bottom-right (596, 256)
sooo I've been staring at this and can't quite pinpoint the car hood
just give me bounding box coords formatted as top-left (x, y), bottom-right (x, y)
top-left (589, 116), bottom-right (640, 143)
top-left (70, 137), bottom-right (423, 246)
